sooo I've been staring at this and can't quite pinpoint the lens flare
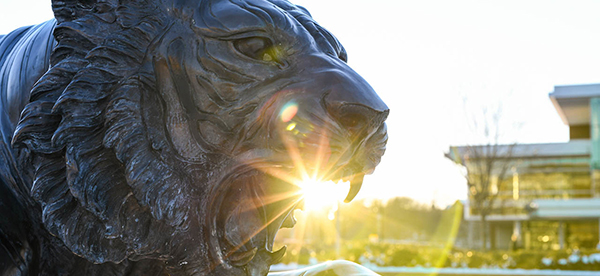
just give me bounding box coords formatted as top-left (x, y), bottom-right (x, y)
top-left (286, 122), bottom-right (297, 131)
top-left (280, 102), bottom-right (298, 122)
top-left (235, 103), bottom-right (360, 264)
top-left (299, 178), bottom-right (350, 211)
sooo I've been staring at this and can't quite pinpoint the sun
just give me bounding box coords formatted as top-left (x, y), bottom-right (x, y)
top-left (299, 178), bottom-right (350, 211)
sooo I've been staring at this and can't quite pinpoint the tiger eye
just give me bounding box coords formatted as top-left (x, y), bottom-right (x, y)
top-left (234, 37), bottom-right (275, 62)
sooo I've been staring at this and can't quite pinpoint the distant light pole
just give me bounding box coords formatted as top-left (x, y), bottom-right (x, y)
top-left (335, 200), bottom-right (341, 259)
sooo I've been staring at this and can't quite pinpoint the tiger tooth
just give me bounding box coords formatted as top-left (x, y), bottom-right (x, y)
top-left (268, 246), bottom-right (287, 263)
top-left (344, 174), bottom-right (364, 203)
top-left (229, 247), bottom-right (258, 267)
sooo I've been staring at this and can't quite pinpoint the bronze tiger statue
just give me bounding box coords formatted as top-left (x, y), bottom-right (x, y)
top-left (0, 0), bottom-right (388, 275)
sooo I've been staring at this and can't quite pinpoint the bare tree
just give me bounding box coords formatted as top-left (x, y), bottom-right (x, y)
top-left (447, 106), bottom-right (517, 250)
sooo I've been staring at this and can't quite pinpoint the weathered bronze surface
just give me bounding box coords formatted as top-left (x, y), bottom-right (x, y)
top-left (0, 0), bottom-right (388, 275)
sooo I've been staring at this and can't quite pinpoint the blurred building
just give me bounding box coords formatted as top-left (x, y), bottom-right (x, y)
top-left (446, 83), bottom-right (600, 250)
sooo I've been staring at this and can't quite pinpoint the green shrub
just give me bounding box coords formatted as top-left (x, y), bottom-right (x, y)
top-left (276, 240), bottom-right (600, 270)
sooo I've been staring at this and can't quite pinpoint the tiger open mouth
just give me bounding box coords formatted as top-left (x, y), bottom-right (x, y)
top-left (209, 129), bottom-right (384, 274)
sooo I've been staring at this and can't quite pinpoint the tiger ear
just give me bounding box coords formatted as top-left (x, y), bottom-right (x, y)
top-left (295, 5), bottom-right (312, 17)
top-left (51, 0), bottom-right (108, 23)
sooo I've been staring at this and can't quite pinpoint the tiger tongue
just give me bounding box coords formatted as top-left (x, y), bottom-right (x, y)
top-left (243, 247), bottom-right (287, 276)
top-left (228, 244), bottom-right (286, 267)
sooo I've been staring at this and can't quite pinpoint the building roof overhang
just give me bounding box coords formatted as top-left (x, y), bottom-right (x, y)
top-left (549, 83), bottom-right (600, 126)
top-left (446, 140), bottom-right (591, 163)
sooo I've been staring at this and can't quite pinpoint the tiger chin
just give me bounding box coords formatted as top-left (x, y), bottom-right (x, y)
top-left (1, 0), bottom-right (388, 275)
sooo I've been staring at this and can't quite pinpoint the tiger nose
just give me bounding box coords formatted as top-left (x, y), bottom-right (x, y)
top-left (324, 71), bottom-right (389, 136)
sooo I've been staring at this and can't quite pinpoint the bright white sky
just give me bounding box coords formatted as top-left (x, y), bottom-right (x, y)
top-left (2, 0), bottom-right (600, 207)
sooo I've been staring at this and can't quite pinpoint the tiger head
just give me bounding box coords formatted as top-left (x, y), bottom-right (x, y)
top-left (14, 0), bottom-right (388, 274)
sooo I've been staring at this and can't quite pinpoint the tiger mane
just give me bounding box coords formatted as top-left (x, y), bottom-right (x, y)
top-left (12, 0), bottom-right (184, 263)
